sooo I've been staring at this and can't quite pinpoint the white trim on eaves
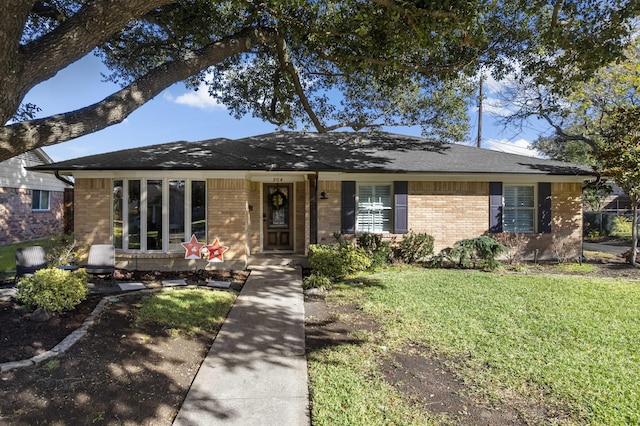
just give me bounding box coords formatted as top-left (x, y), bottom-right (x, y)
top-left (317, 172), bottom-right (589, 184)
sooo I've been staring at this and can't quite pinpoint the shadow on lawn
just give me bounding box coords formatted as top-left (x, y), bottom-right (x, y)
top-left (0, 293), bottom-right (215, 425)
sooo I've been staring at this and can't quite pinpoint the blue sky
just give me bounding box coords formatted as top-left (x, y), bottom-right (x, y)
top-left (22, 54), bottom-right (550, 162)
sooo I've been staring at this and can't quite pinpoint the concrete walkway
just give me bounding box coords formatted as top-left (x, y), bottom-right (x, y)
top-left (173, 256), bottom-right (310, 426)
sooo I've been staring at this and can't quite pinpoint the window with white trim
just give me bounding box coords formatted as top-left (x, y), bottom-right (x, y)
top-left (503, 185), bottom-right (535, 233)
top-left (32, 190), bottom-right (50, 211)
top-left (112, 178), bottom-right (206, 252)
top-left (356, 184), bottom-right (392, 233)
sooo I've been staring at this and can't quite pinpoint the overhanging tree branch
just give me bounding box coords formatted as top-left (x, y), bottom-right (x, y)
top-left (21, 0), bottom-right (176, 89)
top-left (539, 113), bottom-right (599, 151)
top-left (0, 27), bottom-right (277, 161)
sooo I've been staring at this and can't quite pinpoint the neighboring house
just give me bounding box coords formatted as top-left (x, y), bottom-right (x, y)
top-left (0, 149), bottom-right (72, 245)
top-left (31, 132), bottom-right (592, 270)
top-left (601, 183), bottom-right (632, 214)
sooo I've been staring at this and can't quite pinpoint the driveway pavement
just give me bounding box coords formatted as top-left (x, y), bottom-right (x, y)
top-left (583, 241), bottom-right (630, 256)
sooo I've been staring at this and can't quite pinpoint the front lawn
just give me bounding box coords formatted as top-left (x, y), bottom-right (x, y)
top-left (0, 241), bottom-right (41, 272)
top-left (307, 268), bottom-right (640, 425)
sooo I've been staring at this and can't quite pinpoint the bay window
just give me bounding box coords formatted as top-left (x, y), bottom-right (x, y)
top-left (112, 178), bottom-right (206, 252)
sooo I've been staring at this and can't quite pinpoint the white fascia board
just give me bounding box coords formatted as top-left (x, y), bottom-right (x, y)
top-left (71, 170), bottom-right (250, 180)
top-left (317, 172), bottom-right (590, 184)
top-left (245, 171), bottom-right (309, 183)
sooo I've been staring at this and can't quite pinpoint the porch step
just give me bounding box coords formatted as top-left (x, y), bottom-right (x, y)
top-left (248, 254), bottom-right (308, 269)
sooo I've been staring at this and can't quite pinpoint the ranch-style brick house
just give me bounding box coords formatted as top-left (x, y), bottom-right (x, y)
top-left (32, 132), bottom-right (593, 270)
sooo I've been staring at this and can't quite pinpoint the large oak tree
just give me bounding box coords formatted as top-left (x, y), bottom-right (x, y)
top-left (1, 0), bottom-right (638, 161)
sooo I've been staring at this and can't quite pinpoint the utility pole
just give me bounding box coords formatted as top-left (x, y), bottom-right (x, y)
top-left (477, 73), bottom-right (483, 148)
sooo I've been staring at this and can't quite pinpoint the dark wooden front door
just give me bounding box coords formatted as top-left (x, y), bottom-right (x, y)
top-left (263, 183), bottom-right (293, 250)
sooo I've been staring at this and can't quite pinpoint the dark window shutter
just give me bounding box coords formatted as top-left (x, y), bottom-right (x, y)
top-left (538, 182), bottom-right (552, 233)
top-left (489, 182), bottom-right (503, 233)
top-left (394, 181), bottom-right (408, 234)
top-left (341, 181), bottom-right (356, 233)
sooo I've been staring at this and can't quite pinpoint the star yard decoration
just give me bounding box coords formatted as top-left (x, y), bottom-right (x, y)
top-left (206, 238), bottom-right (229, 263)
top-left (181, 234), bottom-right (205, 260)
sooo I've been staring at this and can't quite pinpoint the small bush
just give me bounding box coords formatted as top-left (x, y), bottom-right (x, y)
top-left (431, 236), bottom-right (508, 270)
top-left (308, 245), bottom-right (345, 280)
top-left (551, 235), bottom-right (581, 263)
top-left (611, 216), bottom-right (632, 238)
top-left (332, 232), bottom-right (353, 248)
top-left (491, 232), bottom-right (528, 265)
top-left (455, 236), bottom-right (508, 270)
top-left (394, 231), bottom-right (434, 264)
top-left (303, 273), bottom-right (333, 290)
top-left (356, 233), bottom-right (392, 268)
top-left (16, 268), bottom-right (89, 313)
top-left (428, 247), bottom-right (456, 268)
top-left (342, 244), bottom-right (372, 274)
top-left (308, 244), bottom-right (372, 281)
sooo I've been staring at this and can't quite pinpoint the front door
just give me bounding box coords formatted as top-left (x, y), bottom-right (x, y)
top-left (263, 183), bottom-right (293, 250)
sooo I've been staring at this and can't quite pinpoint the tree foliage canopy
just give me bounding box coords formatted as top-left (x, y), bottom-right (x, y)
top-left (1, 0), bottom-right (639, 161)
top-left (596, 106), bottom-right (640, 265)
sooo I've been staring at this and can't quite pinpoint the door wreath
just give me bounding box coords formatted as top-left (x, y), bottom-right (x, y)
top-left (269, 189), bottom-right (288, 211)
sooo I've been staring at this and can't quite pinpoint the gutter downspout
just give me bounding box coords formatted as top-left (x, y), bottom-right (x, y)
top-left (55, 171), bottom-right (74, 187)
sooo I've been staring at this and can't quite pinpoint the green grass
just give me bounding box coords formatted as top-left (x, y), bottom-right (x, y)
top-left (0, 240), bottom-right (46, 272)
top-left (135, 289), bottom-right (236, 336)
top-left (553, 262), bottom-right (597, 274)
top-left (308, 268), bottom-right (640, 425)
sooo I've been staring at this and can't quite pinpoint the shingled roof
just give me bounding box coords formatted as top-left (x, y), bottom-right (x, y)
top-left (31, 132), bottom-right (593, 176)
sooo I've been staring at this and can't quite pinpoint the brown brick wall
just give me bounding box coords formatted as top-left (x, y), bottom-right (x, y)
top-left (247, 181), bottom-right (261, 255)
top-left (73, 179), bottom-right (112, 247)
top-left (206, 179), bottom-right (250, 267)
top-left (409, 181), bottom-right (489, 252)
top-left (317, 181), bottom-right (490, 249)
top-left (317, 181), bottom-right (343, 243)
top-left (315, 179), bottom-right (584, 260)
top-left (295, 181), bottom-right (308, 254)
top-left (513, 182), bottom-right (583, 260)
top-left (0, 187), bottom-right (66, 245)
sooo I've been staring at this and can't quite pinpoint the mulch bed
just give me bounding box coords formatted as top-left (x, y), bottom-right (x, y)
top-left (0, 269), bottom-right (249, 425)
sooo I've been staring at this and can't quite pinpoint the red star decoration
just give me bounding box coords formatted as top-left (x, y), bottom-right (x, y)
top-left (181, 234), bottom-right (205, 260)
top-left (206, 238), bottom-right (229, 263)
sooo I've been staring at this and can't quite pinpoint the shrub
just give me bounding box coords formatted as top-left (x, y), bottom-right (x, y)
top-left (428, 247), bottom-right (456, 268)
top-left (16, 268), bottom-right (89, 313)
top-left (431, 236), bottom-right (508, 270)
top-left (551, 235), bottom-right (581, 263)
top-left (308, 244), bottom-right (372, 281)
top-left (41, 233), bottom-right (78, 267)
top-left (308, 245), bottom-right (344, 280)
top-left (332, 232), bottom-right (353, 248)
top-left (611, 216), bottom-right (632, 238)
top-left (303, 273), bottom-right (333, 290)
top-left (491, 232), bottom-right (528, 265)
top-left (394, 231), bottom-right (434, 264)
top-left (342, 244), bottom-right (372, 274)
top-left (356, 233), bottom-right (392, 268)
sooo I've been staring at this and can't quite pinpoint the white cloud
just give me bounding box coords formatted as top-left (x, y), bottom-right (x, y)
top-left (482, 97), bottom-right (514, 117)
top-left (484, 138), bottom-right (543, 158)
top-left (483, 73), bottom-right (507, 93)
top-left (164, 82), bottom-right (226, 111)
